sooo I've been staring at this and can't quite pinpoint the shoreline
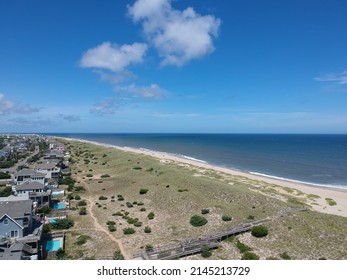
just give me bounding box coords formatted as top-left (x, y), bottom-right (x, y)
top-left (56, 136), bottom-right (347, 218)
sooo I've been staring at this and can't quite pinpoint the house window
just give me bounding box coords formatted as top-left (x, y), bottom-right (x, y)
top-left (10, 230), bottom-right (19, 238)
top-left (4, 219), bottom-right (8, 225)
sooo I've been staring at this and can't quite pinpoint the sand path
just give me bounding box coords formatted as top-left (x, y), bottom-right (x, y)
top-left (83, 196), bottom-right (129, 259)
top-left (76, 173), bottom-right (129, 259)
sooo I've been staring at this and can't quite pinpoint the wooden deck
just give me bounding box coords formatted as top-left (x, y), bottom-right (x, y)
top-left (133, 207), bottom-right (307, 260)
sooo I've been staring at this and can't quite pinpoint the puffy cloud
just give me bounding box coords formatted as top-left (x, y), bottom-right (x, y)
top-left (117, 83), bottom-right (166, 99)
top-left (80, 42), bottom-right (148, 72)
top-left (0, 93), bottom-right (41, 115)
top-left (59, 114), bottom-right (81, 122)
top-left (16, 104), bottom-right (42, 114)
top-left (90, 98), bottom-right (119, 115)
top-left (128, 0), bottom-right (221, 66)
top-left (0, 93), bottom-right (15, 114)
top-left (314, 70), bottom-right (347, 85)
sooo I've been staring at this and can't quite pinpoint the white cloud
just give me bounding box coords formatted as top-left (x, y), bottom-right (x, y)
top-left (0, 93), bottom-right (41, 115)
top-left (59, 114), bottom-right (81, 122)
top-left (16, 104), bottom-right (42, 114)
top-left (0, 93), bottom-right (15, 114)
top-left (128, 0), bottom-right (221, 66)
top-left (80, 42), bottom-right (148, 72)
top-left (90, 98), bottom-right (119, 115)
top-left (314, 70), bottom-right (347, 85)
top-left (116, 83), bottom-right (166, 99)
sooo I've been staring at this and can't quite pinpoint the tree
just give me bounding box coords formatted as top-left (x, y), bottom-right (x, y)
top-left (0, 186), bottom-right (13, 197)
top-left (190, 215), bottom-right (208, 227)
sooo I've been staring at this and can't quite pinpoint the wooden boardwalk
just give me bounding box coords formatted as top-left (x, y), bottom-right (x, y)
top-left (133, 207), bottom-right (307, 260)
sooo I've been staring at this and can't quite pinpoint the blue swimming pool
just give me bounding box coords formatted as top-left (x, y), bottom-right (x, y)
top-left (53, 203), bottom-right (65, 209)
top-left (46, 240), bottom-right (61, 251)
top-left (48, 218), bottom-right (57, 223)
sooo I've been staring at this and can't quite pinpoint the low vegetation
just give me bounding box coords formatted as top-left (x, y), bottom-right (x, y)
top-left (190, 215), bottom-right (208, 227)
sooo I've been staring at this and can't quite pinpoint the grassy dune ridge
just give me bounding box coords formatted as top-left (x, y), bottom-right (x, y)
top-left (60, 139), bottom-right (347, 260)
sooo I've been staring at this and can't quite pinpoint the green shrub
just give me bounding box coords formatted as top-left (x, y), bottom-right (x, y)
top-left (280, 252), bottom-right (291, 260)
top-left (113, 250), bottom-right (124, 260)
top-left (123, 228), bottom-right (135, 235)
top-left (108, 224), bottom-right (116, 232)
top-left (145, 244), bottom-right (153, 252)
top-left (242, 252), bottom-right (260, 260)
top-left (137, 202), bottom-right (144, 206)
top-left (147, 212), bottom-right (155, 220)
top-left (190, 215), bottom-right (208, 227)
top-left (236, 239), bottom-right (252, 253)
top-left (201, 244), bottom-right (212, 258)
top-left (75, 235), bottom-right (90, 245)
top-left (133, 166), bottom-right (142, 170)
top-left (126, 202), bottom-right (134, 208)
top-left (77, 200), bottom-right (87, 206)
top-left (251, 225), bottom-right (268, 238)
top-left (79, 207), bottom-right (87, 215)
top-left (75, 186), bottom-right (86, 192)
top-left (113, 211), bottom-right (123, 216)
top-left (127, 218), bottom-right (138, 224)
top-left (325, 198), bottom-right (337, 206)
top-left (42, 223), bottom-right (51, 233)
top-left (36, 206), bottom-right (52, 214)
top-left (101, 174), bottom-right (110, 178)
top-left (99, 196), bottom-right (108, 200)
top-left (0, 186), bottom-right (13, 197)
top-left (86, 174), bottom-right (93, 177)
top-left (118, 197), bottom-right (124, 201)
top-left (0, 172), bottom-right (11, 179)
top-left (75, 195), bottom-right (81, 200)
top-left (201, 209), bottom-right (210, 215)
top-left (139, 189), bottom-right (149, 195)
top-left (222, 215), bottom-right (232, 221)
top-left (51, 218), bottom-right (74, 229)
top-left (140, 207), bottom-right (146, 212)
top-left (144, 226), bottom-right (151, 233)
top-left (134, 221), bottom-right (143, 227)
top-left (106, 221), bottom-right (116, 226)
top-left (247, 215), bottom-right (255, 220)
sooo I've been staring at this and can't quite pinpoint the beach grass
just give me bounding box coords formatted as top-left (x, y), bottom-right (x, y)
top-left (58, 139), bottom-right (347, 260)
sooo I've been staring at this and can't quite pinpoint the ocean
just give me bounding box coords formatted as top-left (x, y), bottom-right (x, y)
top-left (51, 133), bottom-right (347, 189)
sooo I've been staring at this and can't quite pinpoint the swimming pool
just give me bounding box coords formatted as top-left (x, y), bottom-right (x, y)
top-left (53, 203), bottom-right (65, 209)
top-left (46, 240), bottom-right (61, 251)
top-left (48, 218), bottom-right (57, 223)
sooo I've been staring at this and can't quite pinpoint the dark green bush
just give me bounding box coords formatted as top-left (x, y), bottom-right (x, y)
top-left (99, 196), bottom-right (108, 200)
top-left (123, 228), bottom-right (135, 235)
top-left (251, 225), bottom-right (268, 238)
top-left (190, 215), bottom-right (208, 227)
top-left (144, 226), bottom-right (151, 233)
top-left (222, 215), bottom-right (232, 221)
top-left (280, 252), bottom-right (291, 260)
top-left (77, 200), bottom-right (87, 206)
top-left (113, 250), bottom-right (124, 260)
top-left (201, 244), bottom-right (212, 258)
top-left (201, 209), bottom-right (210, 215)
top-left (139, 189), bottom-right (149, 195)
top-left (147, 212), bottom-right (155, 220)
top-left (134, 221), bottom-right (143, 227)
top-left (140, 207), bottom-right (146, 212)
top-left (108, 224), bottom-right (116, 232)
top-left (101, 174), bottom-right (110, 178)
top-left (79, 207), bottom-right (87, 215)
top-left (51, 218), bottom-right (74, 230)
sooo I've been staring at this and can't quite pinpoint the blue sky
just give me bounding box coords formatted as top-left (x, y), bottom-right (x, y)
top-left (1, 0), bottom-right (347, 133)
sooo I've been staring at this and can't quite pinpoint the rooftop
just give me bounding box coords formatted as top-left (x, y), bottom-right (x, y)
top-left (15, 181), bottom-right (45, 191)
top-left (0, 199), bottom-right (32, 218)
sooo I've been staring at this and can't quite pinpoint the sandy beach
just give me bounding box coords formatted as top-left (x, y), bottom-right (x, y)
top-left (58, 137), bottom-right (347, 218)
